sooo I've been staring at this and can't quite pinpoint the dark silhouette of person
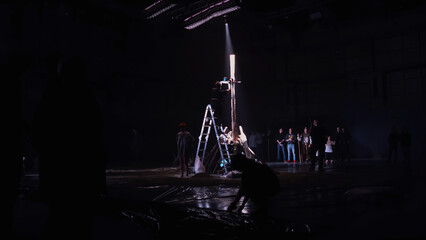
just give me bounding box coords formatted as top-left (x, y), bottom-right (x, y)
top-left (210, 79), bottom-right (230, 127)
top-left (31, 51), bottom-right (64, 199)
top-left (32, 55), bottom-right (107, 239)
top-left (333, 126), bottom-right (343, 163)
top-left (309, 119), bottom-right (326, 172)
top-left (1, 52), bottom-right (34, 239)
top-left (130, 128), bottom-right (143, 163)
top-left (276, 128), bottom-right (286, 162)
top-left (263, 129), bottom-right (272, 162)
top-left (400, 127), bottom-right (411, 174)
top-left (341, 127), bottom-right (351, 162)
top-left (227, 153), bottom-right (280, 234)
top-left (388, 126), bottom-right (399, 164)
top-left (176, 122), bottom-right (195, 177)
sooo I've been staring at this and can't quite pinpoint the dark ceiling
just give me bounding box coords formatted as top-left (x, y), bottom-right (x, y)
top-left (41, 0), bottom-right (426, 34)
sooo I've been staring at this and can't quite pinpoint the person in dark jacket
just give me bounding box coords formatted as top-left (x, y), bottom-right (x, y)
top-left (227, 154), bottom-right (280, 214)
top-left (227, 153), bottom-right (280, 235)
top-left (32, 55), bottom-right (107, 238)
top-left (341, 127), bottom-right (352, 162)
top-left (309, 119), bottom-right (326, 172)
top-left (388, 126), bottom-right (399, 164)
top-left (276, 128), bottom-right (286, 162)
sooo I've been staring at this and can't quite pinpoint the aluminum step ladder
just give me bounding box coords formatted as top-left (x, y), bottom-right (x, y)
top-left (195, 104), bottom-right (231, 173)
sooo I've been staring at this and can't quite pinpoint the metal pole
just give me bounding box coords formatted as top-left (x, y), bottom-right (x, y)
top-left (229, 54), bottom-right (238, 142)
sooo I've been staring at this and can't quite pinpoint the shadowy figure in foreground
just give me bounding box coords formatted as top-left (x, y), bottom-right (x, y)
top-left (31, 51), bottom-right (63, 199)
top-left (388, 126), bottom-right (399, 164)
top-left (400, 127), bottom-right (411, 175)
top-left (341, 127), bottom-right (351, 162)
top-left (32, 55), bottom-right (106, 239)
top-left (1, 52), bottom-right (34, 239)
top-left (227, 154), bottom-right (280, 232)
top-left (176, 122), bottom-right (195, 177)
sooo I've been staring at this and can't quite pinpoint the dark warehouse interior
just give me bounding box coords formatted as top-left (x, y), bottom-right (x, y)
top-left (2, 0), bottom-right (426, 239)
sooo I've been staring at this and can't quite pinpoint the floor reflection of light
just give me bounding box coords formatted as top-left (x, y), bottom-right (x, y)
top-left (191, 186), bottom-right (215, 200)
top-left (196, 201), bottom-right (211, 209)
top-left (241, 208), bottom-right (249, 214)
top-left (287, 165), bottom-right (297, 173)
top-left (137, 185), bottom-right (169, 189)
top-left (157, 185), bottom-right (254, 213)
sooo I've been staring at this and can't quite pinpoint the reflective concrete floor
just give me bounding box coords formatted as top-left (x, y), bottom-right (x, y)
top-left (13, 160), bottom-right (426, 239)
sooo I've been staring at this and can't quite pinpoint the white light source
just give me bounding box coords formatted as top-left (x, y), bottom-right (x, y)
top-left (230, 54), bottom-right (235, 80)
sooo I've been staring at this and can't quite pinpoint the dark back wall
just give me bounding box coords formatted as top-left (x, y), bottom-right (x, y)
top-left (2, 1), bottom-right (425, 173)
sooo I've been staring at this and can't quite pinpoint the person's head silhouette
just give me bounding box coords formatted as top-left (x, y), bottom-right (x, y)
top-left (59, 56), bottom-right (88, 89)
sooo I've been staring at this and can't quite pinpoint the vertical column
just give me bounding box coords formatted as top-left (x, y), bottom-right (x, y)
top-left (229, 54), bottom-right (238, 142)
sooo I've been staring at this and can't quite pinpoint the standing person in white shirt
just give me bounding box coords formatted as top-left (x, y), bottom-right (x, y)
top-left (325, 136), bottom-right (335, 165)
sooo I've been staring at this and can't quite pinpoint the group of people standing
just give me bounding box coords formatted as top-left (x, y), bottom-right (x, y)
top-left (175, 119), bottom-right (352, 175)
top-left (276, 120), bottom-right (351, 172)
top-left (388, 126), bottom-right (411, 164)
